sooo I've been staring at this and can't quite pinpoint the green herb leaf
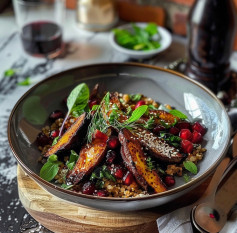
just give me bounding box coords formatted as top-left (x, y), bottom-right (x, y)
top-left (146, 157), bottom-right (156, 171)
top-left (148, 104), bottom-right (158, 110)
top-left (129, 94), bottom-right (142, 102)
top-left (17, 77), bottom-right (31, 86)
top-left (66, 150), bottom-right (79, 170)
top-left (183, 161), bottom-right (198, 174)
top-left (169, 109), bottom-right (188, 119)
top-left (67, 83), bottom-right (89, 114)
top-left (102, 165), bottom-right (116, 182)
top-left (92, 104), bottom-right (100, 110)
top-left (61, 184), bottom-right (74, 190)
top-left (4, 69), bottom-right (16, 77)
top-left (52, 136), bottom-right (59, 146)
top-left (143, 116), bottom-right (155, 129)
top-left (40, 155), bottom-right (62, 181)
top-left (183, 173), bottom-right (190, 183)
top-left (126, 105), bottom-right (148, 123)
top-left (95, 180), bottom-right (105, 189)
top-left (145, 23), bottom-right (158, 36)
top-left (48, 154), bottom-right (58, 162)
top-left (113, 23), bottom-right (161, 51)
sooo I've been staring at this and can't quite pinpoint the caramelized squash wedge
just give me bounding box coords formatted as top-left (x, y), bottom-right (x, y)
top-left (66, 138), bottom-right (107, 185)
top-left (150, 110), bottom-right (180, 124)
top-left (44, 113), bottom-right (90, 157)
top-left (131, 127), bottom-right (183, 163)
top-left (119, 129), bottom-right (167, 193)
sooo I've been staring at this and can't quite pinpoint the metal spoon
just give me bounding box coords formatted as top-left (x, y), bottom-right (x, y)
top-left (190, 134), bottom-right (237, 233)
top-left (191, 157), bottom-right (237, 233)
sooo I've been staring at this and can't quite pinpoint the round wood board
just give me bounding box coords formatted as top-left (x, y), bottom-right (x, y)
top-left (17, 165), bottom-right (209, 233)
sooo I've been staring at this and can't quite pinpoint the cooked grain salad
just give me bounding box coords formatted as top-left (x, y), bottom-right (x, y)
top-left (36, 83), bottom-right (207, 198)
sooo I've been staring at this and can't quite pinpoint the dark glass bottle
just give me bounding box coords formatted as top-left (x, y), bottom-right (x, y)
top-left (185, 0), bottom-right (237, 93)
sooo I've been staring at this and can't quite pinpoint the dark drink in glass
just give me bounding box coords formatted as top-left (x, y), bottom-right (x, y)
top-left (21, 21), bottom-right (62, 58)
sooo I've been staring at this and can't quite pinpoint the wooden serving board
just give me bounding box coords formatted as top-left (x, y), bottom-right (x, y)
top-left (17, 165), bottom-right (210, 233)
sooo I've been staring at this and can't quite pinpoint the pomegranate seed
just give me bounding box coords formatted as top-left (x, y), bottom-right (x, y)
top-left (114, 166), bottom-right (124, 179)
top-left (36, 133), bottom-right (52, 147)
top-left (49, 110), bottom-right (64, 121)
top-left (88, 99), bottom-right (98, 109)
top-left (107, 136), bottom-right (120, 149)
top-left (153, 125), bottom-right (166, 135)
top-left (169, 127), bottom-right (180, 135)
top-left (96, 189), bottom-right (108, 197)
top-left (135, 100), bottom-right (146, 109)
top-left (82, 181), bottom-right (95, 195)
top-left (123, 171), bottom-right (134, 185)
top-left (181, 140), bottom-right (193, 154)
top-left (93, 130), bottom-right (108, 141)
top-left (179, 129), bottom-right (193, 141)
top-left (176, 122), bottom-right (191, 130)
top-left (106, 150), bottom-right (117, 164)
top-left (164, 175), bottom-right (175, 187)
top-left (50, 129), bottom-right (59, 138)
top-left (192, 131), bottom-right (203, 144)
top-left (192, 122), bottom-right (207, 136)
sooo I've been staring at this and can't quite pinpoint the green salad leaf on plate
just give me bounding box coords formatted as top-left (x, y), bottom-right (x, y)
top-left (113, 23), bottom-right (161, 51)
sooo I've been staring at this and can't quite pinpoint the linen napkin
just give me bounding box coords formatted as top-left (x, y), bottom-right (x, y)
top-left (157, 205), bottom-right (237, 233)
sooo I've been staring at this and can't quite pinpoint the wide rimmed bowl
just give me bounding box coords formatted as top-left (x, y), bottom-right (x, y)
top-left (8, 63), bottom-right (231, 211)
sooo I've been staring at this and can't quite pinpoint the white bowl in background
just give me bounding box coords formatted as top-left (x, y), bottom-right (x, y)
top-left (109, 23), bottom-right (172, 60)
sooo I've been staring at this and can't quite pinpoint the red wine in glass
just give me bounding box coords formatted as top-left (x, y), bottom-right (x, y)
top-left (21, 21), bottom-right (62, 58)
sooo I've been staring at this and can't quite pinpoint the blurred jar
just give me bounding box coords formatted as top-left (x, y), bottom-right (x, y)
top-left (76, 0), bottom-right (118, 31)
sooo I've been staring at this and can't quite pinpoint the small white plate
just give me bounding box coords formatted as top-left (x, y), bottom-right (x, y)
top-left (109, 23), bottom-right (172, 60)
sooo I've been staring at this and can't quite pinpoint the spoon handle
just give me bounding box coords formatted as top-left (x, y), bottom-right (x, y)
top-left (198, 157), bottom-right (230, 203)
top-left (214, 157), bottom-right (237, 215)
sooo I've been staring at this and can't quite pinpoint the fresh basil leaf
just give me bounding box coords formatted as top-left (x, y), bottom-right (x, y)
top-left (183, 173), bottom-right (190, 183)
top-left (61, 184), bottom-right (74, 190)
top-left (148, 104), bottom-right (158, 110)
top-left (169, 109), bottom-right (188, 119)
top-left (48, 154), bottom-right (58, 162)
top-left (183, 161), bottom-right (198, 174)
top-left (129, 94), bottom-right (142, 102)
top-left (126, 105), bottom-right (148, 123)
top-left (67, 83), bottom-right (89, 114)
top-left (40, 160), bottom-right (61, 181)
top-left (52, 136), bottom-right (59, 146)
top-left (4, 69), bottom-right (16, 77)
top-left (145, 23), bottom-right (158, 36)
top-left (71, 109), bottom-right (84, 117)
top-left (17, 77), bottom-right (31, 86)
top-left (66, 150), bottom-right (79, 170)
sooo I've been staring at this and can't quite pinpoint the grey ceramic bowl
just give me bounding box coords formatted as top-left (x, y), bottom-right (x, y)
top-left (8, 63), bottom-right (231, 211)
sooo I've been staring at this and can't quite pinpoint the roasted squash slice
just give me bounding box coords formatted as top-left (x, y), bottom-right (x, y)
top-left (66, 138), bottom-right (107, 185)
top-left (150, 110), bottom-right (180, 124)
top-left (44, 113), bottom-right (90, 157)
top-left (131, 127), bottom-right (183, 163)
top-left (119, 129), bottom-right (167, 193)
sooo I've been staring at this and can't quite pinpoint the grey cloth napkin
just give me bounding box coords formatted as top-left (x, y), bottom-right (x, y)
top-left (157, 205), bottom-right (237, 233)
